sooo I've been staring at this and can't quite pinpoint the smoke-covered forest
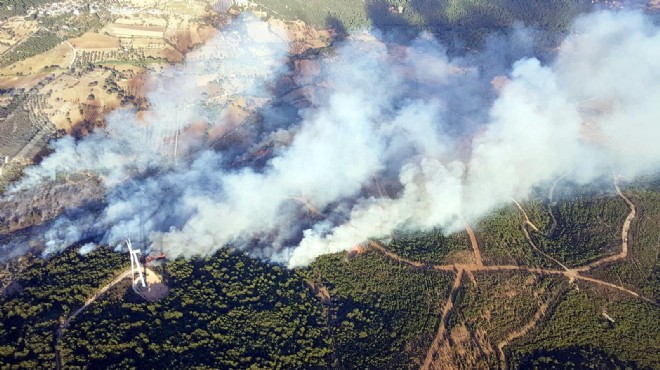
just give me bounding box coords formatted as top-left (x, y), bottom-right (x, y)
top-left (1, 0), bottom-right (660, 368)
top-left (1, 185), bottom-right (659, 368)
top-left (254, 0), bottom-right (594, 43)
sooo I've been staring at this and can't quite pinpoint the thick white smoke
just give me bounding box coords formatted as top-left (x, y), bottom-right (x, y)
top-left (291, 11), bottom-right (660, 266)
top-left (4, 11), bottom-right (660, 268)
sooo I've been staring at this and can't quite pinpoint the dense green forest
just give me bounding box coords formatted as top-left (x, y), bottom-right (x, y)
top-left (587, 189), bottom-right (660, 300)
top-left (512, 346), bottom-right (640, 369)
top-left (385, 227), bottom-right (471, 264)
top-left (305, 252), bottom-right (455, 368)
top-left (507, 287), bottom-right (660, 369)
top-left (450, 272), bottom-right (565, 343)
top-left (0, 181), bottom-right (659, 369)
top-left (441, 272), bottom-right (567, 368)
top-left (0, 248), bottom-right (125, 368)
top-left (476, 201), bottom-right (556, 268)
top-left (532, 182), bottom-right (628, 268)
top-left (477, 182), bottom-right (630, 269)
top-left (61, 251), bottom-right (331, 369)
top-left (0, 247), bottom-right (456, 369)
top-left (254, 0), bottom-right (593, 40)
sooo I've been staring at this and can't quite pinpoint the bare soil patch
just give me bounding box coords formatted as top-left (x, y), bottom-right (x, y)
top-left (0, 72), bottom-right (50, 89)
top-left (133, 268), bottom-right (169, 302)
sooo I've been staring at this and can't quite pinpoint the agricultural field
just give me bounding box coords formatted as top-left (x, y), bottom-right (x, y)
top-left (36, 68), bottom-right (125, 133)
top-left (0, 40), bottom-right (72, 76)
top-left (0, 88), bottom-right (54, 160)
top-left (0, 30), bottom-right (62, 69)
top-left (0, 17), bottom-right (39, 54)
top-left (68, 32), bottom-right (120, 50)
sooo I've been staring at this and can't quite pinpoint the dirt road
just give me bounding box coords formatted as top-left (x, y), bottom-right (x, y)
top-left (367, 239), bottom-right (650, 302)
top-left (511, 177), bottom-right (636, 277)
top-left (369, 241), bottom-right (653, 305)
top-left (511, 198), bottom-right (540, 233)
top-left (422, 269), bottom-right (464, 370)
top-left (55, 269), bottom-right (131, 370)
top-left (519, 220), bottom-right (571, 272)
top-left (64, 41), bottom-right (75, 69)
top-left (464, 222), bottom-right (483, 266)
top-left (363, 177), bottom-right (655, 370)
top-left (351, 176), bottom-right (654, 370)
top-left (60, 269), bottom-right (132, 331)
top-left (496, 300), bottom-right (550, 370)
top-left (367, 240), bottom-right (426, 269)
top-left (577, 177), bottom-right (634, 272)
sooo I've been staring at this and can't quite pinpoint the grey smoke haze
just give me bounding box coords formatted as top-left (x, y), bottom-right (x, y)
top-left (4, 11), bottom-right (660, 267)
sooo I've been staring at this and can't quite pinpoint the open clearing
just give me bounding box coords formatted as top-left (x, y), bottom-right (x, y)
top-left (39, 70), bottom-right (122, 132)
top-left (0, 42), bottom-right (72, 77)
top-left (68, 32), bottom-right (121, 50)
top-left (0, 72), bottom-right (51, 89)
top-left (0, 18), bottom-right (38, 50)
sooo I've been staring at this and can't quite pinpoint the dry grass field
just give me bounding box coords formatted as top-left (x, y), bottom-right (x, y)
top-left (0, 17), bottom-right (39, 49)
top-left (69, 32), bottom-right (120, 50)
top-left (103, 23), bottom-right (166, 39)
top-left (0, 42), bottom-right (72, 77)
top-left (38, 70), bottom-right (122, 132)
top-left (0, 72), bottom-right (50, 90)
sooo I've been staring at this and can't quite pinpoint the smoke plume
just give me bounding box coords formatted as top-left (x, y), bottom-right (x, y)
top-left (3, 11), bottom-right (660, 268)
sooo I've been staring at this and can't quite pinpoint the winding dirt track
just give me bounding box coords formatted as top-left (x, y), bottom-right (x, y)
top-left (464, 222), bottom-right (483, 266)
top-left (496, 300), bottom-right (550, 370)
top-left (545, 175), bottom-right (565, 237)
top-left (422, 269), bottom-right (464, 370)
top-left (576, 178), bottom-right (634, 272)
top-left (510, 198), bottom-right (541, 233)
top-left (55, 269), bottom-right (132, 370)
top-left (512, 200), bottom-right (571, 272)
top-left (366, 177), bottom-right (656, 370)
top-left (50, 178), bottom-right (650, 369)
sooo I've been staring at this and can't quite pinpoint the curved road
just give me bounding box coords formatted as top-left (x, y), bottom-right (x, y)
top-left (369, 177), bottom-right (656, 369)
top-left (55, 269), bottom-right (131, 370)
top-left (422, 269), bottom-right (463, 369)
top-left (576, 178), bottom-right (634, 272)
top-left (64, 40), bottom-right (76, 69)
top-left (51, 178), bottom-right (650, 370)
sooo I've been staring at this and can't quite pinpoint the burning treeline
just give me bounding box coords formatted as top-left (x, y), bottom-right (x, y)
top-left (2, 11), bottom-right (660, 268)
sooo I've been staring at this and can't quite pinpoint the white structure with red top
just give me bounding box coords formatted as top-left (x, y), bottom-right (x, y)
top-left (126, 238), bottom-right (146, 288)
